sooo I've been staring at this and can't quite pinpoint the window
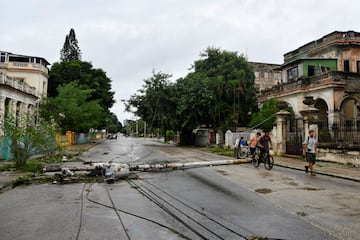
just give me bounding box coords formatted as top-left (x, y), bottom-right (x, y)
top-left (0, 52), bottom-right (6, 62)
top-left (344, 60), bottom-right (350, 72)
top-left (357, 61), bottom-right (360, 73)
top-left (308, 66), bottom-right (315, 77)
top-left (287, 67), bottom-right (298, 81)
top-left (254, 72), bottom-right (259, 78)
top-left (264, 72), bottom-right (269, 79)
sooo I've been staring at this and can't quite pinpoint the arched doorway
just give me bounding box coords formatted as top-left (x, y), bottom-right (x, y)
top-left (314, 98), bottom-right (330, 142)
top-left (4, 98), bottom-right (11, 118)
top-left (339, 98), bottom-right (360, 144)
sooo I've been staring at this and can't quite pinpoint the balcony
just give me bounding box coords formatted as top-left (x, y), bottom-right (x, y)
top-left (260, 71), bottom-right (360, 98)
top-left (6, 61), bottom-right (48, 75)
top-left (0, 73), bottom-right (36, 96)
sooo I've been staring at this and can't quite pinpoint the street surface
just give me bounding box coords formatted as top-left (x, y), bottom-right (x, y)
top-left (1, 136), bottom-right (359, 240)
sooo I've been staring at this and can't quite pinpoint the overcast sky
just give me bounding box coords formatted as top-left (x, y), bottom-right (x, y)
top-left (1, 0), bottom-right (359, 123)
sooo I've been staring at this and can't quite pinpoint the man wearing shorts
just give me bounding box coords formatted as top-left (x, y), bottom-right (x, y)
top-left (303, 129), bottom-right (317, 176)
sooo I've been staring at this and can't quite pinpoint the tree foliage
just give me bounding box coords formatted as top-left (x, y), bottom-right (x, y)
top-left (48, 60), bottom-right (115, 110)
top-left (249, 99), bottom-right (293, 131)
top-left (126, 71), bottom-right (175, 140)
top-left (41, 82), bottom-right (103, 132)
top-left (1, 115), bottom-right (59, 167)
top-left (60, 28), bottom-right (81, 62)
top-left (125, 47), bottom-right (258, 144)
top-left (192, 47), bottom-right (258, 130)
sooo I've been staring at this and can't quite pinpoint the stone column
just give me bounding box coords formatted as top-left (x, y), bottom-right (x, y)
top-left (300, 96), bottom-right (319, 141)
top-left (9, 99), bottom-right (17, 119)
top-left (0, 96), bottom-right (5, 124)
top-left (276, 109), bottom-right (291, 155)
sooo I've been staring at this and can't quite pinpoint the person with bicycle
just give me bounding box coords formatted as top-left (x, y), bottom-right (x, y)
top-left (249, 132), bottom-right (261, 157)
top-left (257, 130), bottom-right (272, 163)
top-left (234, 136), bottom-right (248, 159)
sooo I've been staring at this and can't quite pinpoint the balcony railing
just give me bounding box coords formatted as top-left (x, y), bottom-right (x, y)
top-left (7, 61), bottom-right (48, 75)
top-left (260, 71), bottom-right (360, 98)
top-left (0, 73), bottom-right (36, 96)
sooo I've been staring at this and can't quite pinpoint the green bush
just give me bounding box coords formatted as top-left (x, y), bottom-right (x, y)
top-left (18, 161), bottom-right (44, 173)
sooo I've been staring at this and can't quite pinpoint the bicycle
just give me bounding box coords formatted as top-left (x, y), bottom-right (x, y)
top-left (252, 148), bottom-right (274, 170)
top-left (236, 145), bottom-right (250, 159)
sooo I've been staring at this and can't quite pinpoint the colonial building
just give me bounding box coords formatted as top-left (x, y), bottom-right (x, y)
top-left (251, 62), bottom-right (282, 91)
top-left (259, 31), bottom-right (360, 153)
top-left (0, 51), bottom-right (49, 124)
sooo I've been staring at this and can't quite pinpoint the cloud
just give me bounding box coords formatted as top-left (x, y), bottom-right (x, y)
top-left (1, 0), bottom-right (359, 123)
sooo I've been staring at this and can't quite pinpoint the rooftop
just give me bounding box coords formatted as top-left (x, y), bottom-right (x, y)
top-left (284, 30), bottom-right (360, 64)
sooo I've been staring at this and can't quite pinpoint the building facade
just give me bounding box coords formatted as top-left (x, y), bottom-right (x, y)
top-left (259, 31), bottom-right (360, 149)
top-left (251, 62), bottom-right (282, 91)
top-left (0, 51), bottom-right (49, 125)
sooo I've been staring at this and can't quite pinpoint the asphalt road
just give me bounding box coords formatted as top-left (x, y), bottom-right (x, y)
top-left (1, 136), bottom-right (359, 240)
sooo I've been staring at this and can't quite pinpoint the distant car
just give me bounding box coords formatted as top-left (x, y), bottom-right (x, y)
top-left (106, 133), bottom-right (118, 140)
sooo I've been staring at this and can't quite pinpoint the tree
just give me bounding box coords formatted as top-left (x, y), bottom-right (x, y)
top-left (171, 47), bottom-right (257, 143)
top-left (192, 47), bottom-right (258, 130)
top-left (249, 99), bottom-right (294, 131)
top-left (107, 113), bottom-right (123, 133)
top-left (125, 71), bottom-right (175, 141)
top-left (48, 60), bottom-right (115, 110)
top-left (41, 82), bottom-right (103, 132)
top-left (171, 73), bottom-right (214, 144)
top-left (125, 48), bottom-right (258, 144)
top-left (2, 115), bottom-right (59, 167)
top-left (60, 28), bottom-right (81, 62)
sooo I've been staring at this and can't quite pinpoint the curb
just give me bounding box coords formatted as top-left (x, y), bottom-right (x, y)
top-left (275, 163), bottom-right (360, 183)
top-left (0, 182), bottom-right (14, 193)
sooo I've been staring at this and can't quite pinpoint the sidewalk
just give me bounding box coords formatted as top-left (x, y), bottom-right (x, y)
top-left (275, 156), bottom-right (360, 182)
top-left (0, 170), bottom-right (21, 193)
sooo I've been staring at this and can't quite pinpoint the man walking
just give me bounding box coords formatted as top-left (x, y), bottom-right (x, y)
top-left (303, 129), bottom-right (317, 176)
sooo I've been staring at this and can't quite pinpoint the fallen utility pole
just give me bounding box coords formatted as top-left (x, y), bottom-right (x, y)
top-left (132, 159), bottom-right (250, 171)
top-left (45, 159), bottom-right (251, 184)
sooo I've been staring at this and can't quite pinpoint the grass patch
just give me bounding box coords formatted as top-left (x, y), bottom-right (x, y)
top-left (250, 237), bottom-right (270, 240)
top-left (18, 161), bottom-right (44, 173)
top-left (208, 147), bottom-right (234, 158)
top-left (0, 164), bottom-right (16, 171)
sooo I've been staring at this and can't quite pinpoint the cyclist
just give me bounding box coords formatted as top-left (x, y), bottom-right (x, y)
top-left (257, 131), bottom-right (272, 163)
top-left (249, 132), bottom-right (261, 156)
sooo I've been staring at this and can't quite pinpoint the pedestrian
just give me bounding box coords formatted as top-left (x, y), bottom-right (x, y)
top-left (249, 132), bottom-right (261, 156)
top-left (303, 129), bottom-right (317, 176)
top-left (239, 136), bottom-right (247, 147)
top-left (234, 136), bottom-right (248, 159)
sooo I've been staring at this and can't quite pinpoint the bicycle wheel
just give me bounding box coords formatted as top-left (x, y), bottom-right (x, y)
top-left (239, 147), bottom-right (247, 159)
top-left (264, 155), bottom-right (274, 170)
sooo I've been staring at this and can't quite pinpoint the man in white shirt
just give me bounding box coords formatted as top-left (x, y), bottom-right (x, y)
top-left (303, 129), bottom-right (317, 176)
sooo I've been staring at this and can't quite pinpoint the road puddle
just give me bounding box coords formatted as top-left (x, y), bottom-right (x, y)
top-left (255, 188), bottom-right (272, 194)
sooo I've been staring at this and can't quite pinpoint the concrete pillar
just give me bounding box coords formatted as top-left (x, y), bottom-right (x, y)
top-left (303, 115), bottom-right (310, 140)
top-left (225, 130), bottom-right (232, 147)
top-left (9, 99), bottom-right (17, 119)
top-left (300, 107), bottom-right (319, 143)
top-left (0, 96), bottom-right (5, 124)
top-left (275, 110), bottom-right (291, 155)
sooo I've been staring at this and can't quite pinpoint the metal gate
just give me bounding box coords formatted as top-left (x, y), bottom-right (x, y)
top-left (286, 117), bottom-right (303, 155)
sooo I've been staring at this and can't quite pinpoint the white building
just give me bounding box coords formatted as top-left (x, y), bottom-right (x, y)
top-left (0, 51), bottom-right (49, 124)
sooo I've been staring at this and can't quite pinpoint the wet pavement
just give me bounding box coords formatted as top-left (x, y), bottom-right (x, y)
top-left (0, 138), bottom-right (359, 240)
